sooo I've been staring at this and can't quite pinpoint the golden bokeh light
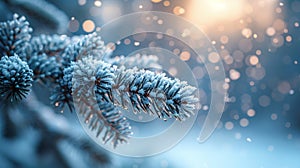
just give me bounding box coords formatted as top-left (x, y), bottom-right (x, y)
top-left (180, 51), bottom-right (191, 61)
top-left (82, 20), bottom-right (95, 32)
top-left (249, 55), bottom-right (259, 65)
top-left (151, 0), bottom-right (162, 3)
top-left (94, 0), bottom-right (102, 7)
top-left (256, 50), bottom-right (262, 55)
top-left (220, 35), bottom-right (229, 44)
top-left (173, 6), bottom-right (185, 15)
top-left (173, 48), bottom-right (180, 55)
top-left (124, 38), bottom-right (131, 45)
top-left (163, 1), bottom-right (170, 7)
top-left (225, 122), bottom-right (234, 130)
top-left (229, 69), bottom-right (240, 80)
top-left (242, 28), bottom-right (253, 38)
top-left (247, 109), bottom-right (256, 117)
top-left (240, 118), bottom-right (249, 127)
top-left (266, 27), bottom-right (276, 36)
top-left (286, 35), bottom-right (292, 42)
top-left (208, 52), bottom-right (220, 63)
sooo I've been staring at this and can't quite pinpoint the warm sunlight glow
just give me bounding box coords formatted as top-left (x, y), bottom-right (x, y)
top-left (187, 0), bottom-right (278, 29)
top-left (187, 0), bottom-right (245, 25)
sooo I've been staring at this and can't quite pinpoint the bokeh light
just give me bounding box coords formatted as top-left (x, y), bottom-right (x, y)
top-left (82, 19), bottom-right (95, 32)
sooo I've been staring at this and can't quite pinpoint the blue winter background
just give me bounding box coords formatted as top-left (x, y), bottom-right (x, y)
top-left (0, 0), bottom-right (300, 168)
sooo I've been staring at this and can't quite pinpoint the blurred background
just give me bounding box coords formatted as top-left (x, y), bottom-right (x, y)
top-left (0, 0), bottom-right (300, 167)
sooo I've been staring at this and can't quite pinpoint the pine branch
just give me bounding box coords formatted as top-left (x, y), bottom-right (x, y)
top-left (0, 55), bottom-right (33, 102)
top-left (0, 13), bottom-right (32, 60)
top-left (69, 56), bottom-right (198, 122)
top-left (50, 33), bottom-right (108, 110)
top-left (74, 94), bottom-right (132, 148)
top-left (27, 34), bottom-right (70, 57)
top-left (25, 35), bottom-right (85, 85)
top-left (24, 35), bottom-right (70, 83)
top-left (67, 57), bottom-right (132, 147)
top-left (21, 93), bottom-right (112, 167)
top-left (71, 138), bottom-right (111, 167)
top-left (50, 78), bottom-right (73, 111)
top-left (59, 55), bottom-right (197, 146)
top-left (110, 67), bottom-right (198, 121)
top-left (27, 53), bottom-right (61, 83)
top-left (0, 14), bottom-right (199, 149)
top-left (62, 32), bottom-right (106, 68)
top-left (109, 54), bottom-right (162, 69)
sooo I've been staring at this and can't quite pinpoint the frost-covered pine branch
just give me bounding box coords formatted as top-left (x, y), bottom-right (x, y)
top-left (61, 32), bottom-right (106, 67)
top-left (50, 32), bottom-right (107, 110)
top-left (0, 14), bottom-right (199, 149)
top-left (61, 54), bottom-right (198, 145)
top-left (67, 56), bottom-right (198, 121)
top-left (109, 54), bottom-right (162, 69)
top-left (0, 55), bottom-right (33, 102)
top-left (0, 14), bottom-right (34, 102)
top-left (27, 34), bottom-right (71, 56)
top-left (110, 67), bottom-right (198, 121)
top-left (25, 34), bottom-right (71, 83)
top-left (64, 56), bottom-right (132, 147)
top-left (0, 13), bottom-right (32, 60)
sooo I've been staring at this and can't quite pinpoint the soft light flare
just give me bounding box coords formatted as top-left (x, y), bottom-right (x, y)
top-left (187, 0), bottom-right (245, 25)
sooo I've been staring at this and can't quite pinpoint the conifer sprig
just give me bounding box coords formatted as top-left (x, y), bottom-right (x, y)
top-left (69, 56), bottom-right (199, 122)
top-left (0, 14), bottom-right (32, 59)
top-left (0, 55), bottom-right (33, 102)
top-left (0, 14), bottom-right (199, 148)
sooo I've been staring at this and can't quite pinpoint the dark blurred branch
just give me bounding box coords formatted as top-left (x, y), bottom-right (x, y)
top-left (21, 92), bottom-right (111, 167)
top-left (0, 101), bottom-right (20, 139)
top-left (2, 0), bottom-right (68, 34)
